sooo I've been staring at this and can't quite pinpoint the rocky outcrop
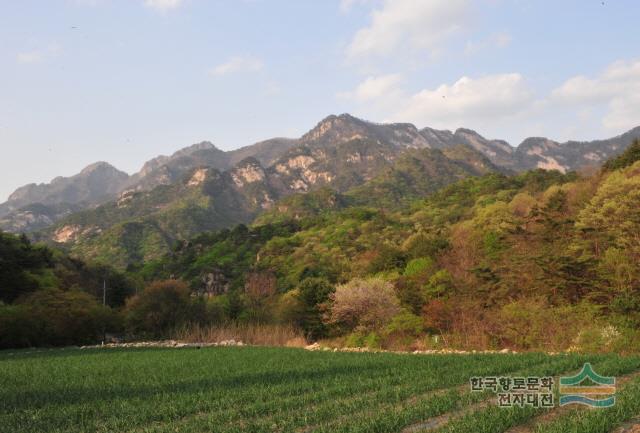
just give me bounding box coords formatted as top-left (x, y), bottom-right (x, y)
top-left (230, 159), bottom-right (267, 187)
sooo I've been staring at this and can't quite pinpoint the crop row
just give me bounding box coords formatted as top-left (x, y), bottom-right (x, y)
top-left (1, 347), bottom-right (636, 433)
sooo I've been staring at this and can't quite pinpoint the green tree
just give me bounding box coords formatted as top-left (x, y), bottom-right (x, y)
top-left (125, 279), bottom-right (193, 337)
top-left (295, 277), bottom-right (334, 340)
top-left (575, 167), bottom-right (640, 259)
top-left (0, 289), bottom-right (117, 348)
top-left (603, 139), bottom-right (640, 171)
top-left (0, 232), bottom-right (53, 303)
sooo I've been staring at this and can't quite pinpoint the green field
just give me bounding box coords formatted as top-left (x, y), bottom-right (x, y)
top-left (2, 347), bottom-right (640, 433)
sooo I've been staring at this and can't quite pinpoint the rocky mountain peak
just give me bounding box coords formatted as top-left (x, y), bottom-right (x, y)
top-left (173, 141), bottom-right (220, 157)
top-left (1, 161), bottom-right (130, 220)
top-left (454, 127), bottom-right (481, 136)
top-left (79, 161), bottom-right (125, 175)
top-left (301, 113), bottom-right (431, 149)
top-left (301, 113), bottom-right (363, 143)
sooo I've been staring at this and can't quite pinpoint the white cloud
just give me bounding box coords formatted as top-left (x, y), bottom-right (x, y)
top-left (552, 59), bottom-right (640, 130)
top-left (464, 32), bottom-right (512, 55)
top-left (17, 43), bottom-right (61, 64)
top-left (338, 73), bottom-right (402, 102)
top-left (339, 72), bottom-right (533, 136)
top-left (393, 73), bottom-right (533, 127)
top-left (551, 75), bottom-right (607, 104)
top-left (208, 56), bottom-right (264, 77)
top-left (144, 0), bottom-right (183, 11)
top-left (347, 0), bottom-right (469, 59)
top-left (339, 61), bottom-right (640, 143)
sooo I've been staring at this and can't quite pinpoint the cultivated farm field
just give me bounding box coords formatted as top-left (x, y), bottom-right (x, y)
top-left (2, 347), bottom-right (640, 433)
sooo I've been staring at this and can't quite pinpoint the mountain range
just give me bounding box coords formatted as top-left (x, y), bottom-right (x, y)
top-left (2, 113), bottom-right (640, 267)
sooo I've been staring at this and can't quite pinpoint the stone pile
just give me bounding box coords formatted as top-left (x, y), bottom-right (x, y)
top-left (80, 339), bottom-right (245, 349)
top-left (304, 344), bottom-right (523, 355)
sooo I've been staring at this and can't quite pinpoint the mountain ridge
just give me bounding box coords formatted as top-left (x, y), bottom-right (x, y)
top-left (2, 114), bottom-right (640, 233)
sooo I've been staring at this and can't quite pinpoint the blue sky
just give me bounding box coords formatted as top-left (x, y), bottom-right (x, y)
top-left (1, 0), bottom-right (639, 200)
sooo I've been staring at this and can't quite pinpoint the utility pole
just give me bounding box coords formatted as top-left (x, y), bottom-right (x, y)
top-left (102, 279), bottom-right (107, 345)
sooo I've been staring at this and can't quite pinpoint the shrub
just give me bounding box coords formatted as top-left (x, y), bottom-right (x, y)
top-left (422, 299), bottom-right (454, 333)
top-left (508, 192), bottom-right (537, 217)
top-left (363, 332), bottom-right (381, 349)
top-left (422, 269), bottom-right (453, 300)
top-left (401, 232), bottom-right (449, 259)
top-left (344, 331), bottom-right (381, 349)
top-left (367, 245), bottom-right (407, 274)
top-left (386, 311), bottom-right (424, 337)
top-left (497, 299), bottom-right (601, 351)
top-left (345, 332), bottom-right (365, 347)
top-left (403, 257), bottom-right (434, 277)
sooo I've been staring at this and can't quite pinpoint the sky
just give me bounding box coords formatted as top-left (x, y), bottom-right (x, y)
top-left (1, 0), bottom-right (640, 201)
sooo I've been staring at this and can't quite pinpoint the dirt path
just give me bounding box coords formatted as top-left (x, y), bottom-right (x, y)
top-left (613, 419), bottom-right (640, 433)
top-left (400, 399), bottom-right (491, 433)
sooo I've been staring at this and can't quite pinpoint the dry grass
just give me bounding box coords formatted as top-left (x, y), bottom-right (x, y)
top-left (172, 323), bottom-right (307, 347)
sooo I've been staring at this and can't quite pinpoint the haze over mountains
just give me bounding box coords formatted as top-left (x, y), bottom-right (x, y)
top-left (1, 113), bottom-right (639, 243)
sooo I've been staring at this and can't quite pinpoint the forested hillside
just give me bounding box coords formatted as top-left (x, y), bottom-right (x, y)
top-left (0, 231), bottom-right (136, 348)
top-left (131, 140), bottom-right (640, 352)
top-left (38, 143), bottom-right (498, 268)
top-left (2, 140), bottom-right (639, 351)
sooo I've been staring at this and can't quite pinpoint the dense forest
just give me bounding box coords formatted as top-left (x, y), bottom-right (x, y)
top-left (2, 140), bottom-right (640, 352)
